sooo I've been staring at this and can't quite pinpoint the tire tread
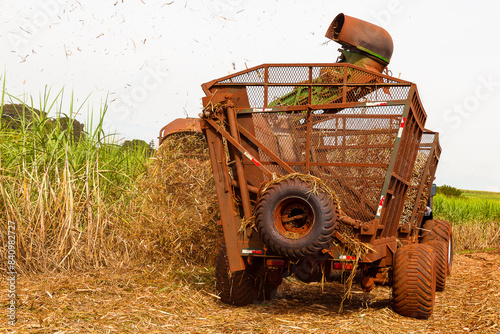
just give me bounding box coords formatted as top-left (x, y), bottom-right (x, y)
top-left (392, 243), bottom-right (436, 319)
top-left (215, 243), bottom-right (256, 306)
top-left (255, 178), bottom-right (337, 258)
top-left (421, 219), bottom-right (453, 275)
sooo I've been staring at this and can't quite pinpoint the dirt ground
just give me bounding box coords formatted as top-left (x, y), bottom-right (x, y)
top-left (2, 249), bottom-right (500, 333)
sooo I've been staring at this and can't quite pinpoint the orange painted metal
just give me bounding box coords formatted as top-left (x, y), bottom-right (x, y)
top-left (202, 119), bottom-right (246, 272)
top-left (157, 14), bottom-right (441, 280)
top-left (198, 61), bottom-right (430, 271)
top-left (325, 13), bottom-right (394, 66)
top-left (158, 117), bottom-right (201, 145)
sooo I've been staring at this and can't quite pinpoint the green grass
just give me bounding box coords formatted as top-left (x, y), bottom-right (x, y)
top-left (456, 247), bottom-right (497, 254)
top-left (0, 85), bottom-right (152, 271)
top-left (433, 189), bottom-right (500, 223)
top-left (433, 189), bottom-right (500, 251)
top-left (0, 84), bottom-right (219, 273)
top-left (460, 189), bottom-right (500, 201)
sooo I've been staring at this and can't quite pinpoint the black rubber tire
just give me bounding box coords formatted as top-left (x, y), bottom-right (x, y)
top-left (256, 274), bottom-right (282, 302)
top-left (392, 243), bottom-right (436, 319)
top-left (421, 219), bottom-right (453, 275)
top-left (255, 265), bottom-right (283, 301)
top-left (425, 240), bottom-right (447, 291)
top-left (215, 243), bottom-right (256, 306)
top-left (255, 178), bottom-right (337, 258)
top-left (293, 257), bottom-right (331, 283)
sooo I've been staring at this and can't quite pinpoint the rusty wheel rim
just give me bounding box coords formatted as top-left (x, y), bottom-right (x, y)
top-left (273, 197), bottom-right (314, 239)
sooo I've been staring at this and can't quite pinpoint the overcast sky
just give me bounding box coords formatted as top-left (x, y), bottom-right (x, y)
top-left (1, 0), bottom-right (499, 192)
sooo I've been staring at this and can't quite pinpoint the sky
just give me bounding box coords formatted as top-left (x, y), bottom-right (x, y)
top-left (1, 0), bottom-right (499, 192)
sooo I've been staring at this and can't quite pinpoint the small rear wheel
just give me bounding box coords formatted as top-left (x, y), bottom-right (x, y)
top-left (293, 257), bottom-right (331, 283)
top-left (215, 243), bottom-right (256, 306)
top-left (424, 240), bottom-right (448, 291)
top-left (392, 243), bottom-right (436, 319)
top-left (256, 269), bottom-right (282, 302)
top-left (421, 219), bottom-right (453, 275)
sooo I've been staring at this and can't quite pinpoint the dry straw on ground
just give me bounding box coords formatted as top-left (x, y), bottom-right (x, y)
top-left (3, 120), bottom-right (500, 332)
top-left (4, 249), bottom-right (499, 333)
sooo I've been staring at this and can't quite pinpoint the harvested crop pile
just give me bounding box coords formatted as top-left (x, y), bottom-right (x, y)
top-left (130, 133), bottom-right (222, 267)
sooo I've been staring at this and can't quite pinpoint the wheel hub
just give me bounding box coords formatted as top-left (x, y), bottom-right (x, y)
top-left (274, 198), bottom-right (314, 238)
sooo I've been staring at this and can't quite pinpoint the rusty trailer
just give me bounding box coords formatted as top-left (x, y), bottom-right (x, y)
top-left (161, 13), bottom-right (453, 319)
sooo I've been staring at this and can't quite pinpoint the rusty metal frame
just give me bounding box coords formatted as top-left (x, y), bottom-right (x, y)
top-left (202, 63), bottom-right (409, 105)
top-left (200, 62), bottom-right (432, 272)
top-left (205, 118), bottom-right (273, 179)
top-left (410, 131), bottom-right (441, 228)
top-left (237, 124), bottom-right (295, 174)
top-left (202, 119), bottom-right (246, 271)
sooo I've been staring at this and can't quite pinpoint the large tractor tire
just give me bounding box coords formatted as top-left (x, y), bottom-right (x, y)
top-left (392, 243), bottom-right (436, 319)
top-left (421, 219), bottom-right (453, 275)
top-left (425, 240), bottom-right (448, 291)
top-left (215, 243), bottom-right (256, 306)
top-left (255, 178), bottom-right (337, 259)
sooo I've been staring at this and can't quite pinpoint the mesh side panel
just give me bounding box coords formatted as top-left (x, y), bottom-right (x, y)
top-left (399, 133), bottom-right (436, 226)
top-left (311, 166), bottom-right (386, 221)
top-left (266, 66), bottom-right (345, 107)
top-left (420, 132), bottom-right (436, 144)
top-left (219, 68), bottom-right (265, 83)
top-left (252, 105), bottom-right (404, 222)
top-left (313, 66), bottom-right (344, 83)
top-left (399, 150), bottom-right (431, 225)
top-left (269, 66), bottom-right (309, 83)
top-left (312, 86), bottom-right (343, 105)
top-left (268, 86), bottom-right (309, 107)
top-left (410, 149), bottom-right (432, 187)
top-left (253, 112), bottom-right (308, 165)
top-left (234, 65), bottom-right (409, 109)
top-left (308, 106), bottom-right (403, 221)
top-left (247, 86), bottom-right (265, 108)
top-left (349, 67), bottom-right (379, 83)
top-left (362, 86), bottom-right (411, 102)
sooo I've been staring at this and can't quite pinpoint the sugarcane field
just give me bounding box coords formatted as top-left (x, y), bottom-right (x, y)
top-left (1, 2), bottom-right (500, 333)
top-left (1, 135), bottom-right (499, 333)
